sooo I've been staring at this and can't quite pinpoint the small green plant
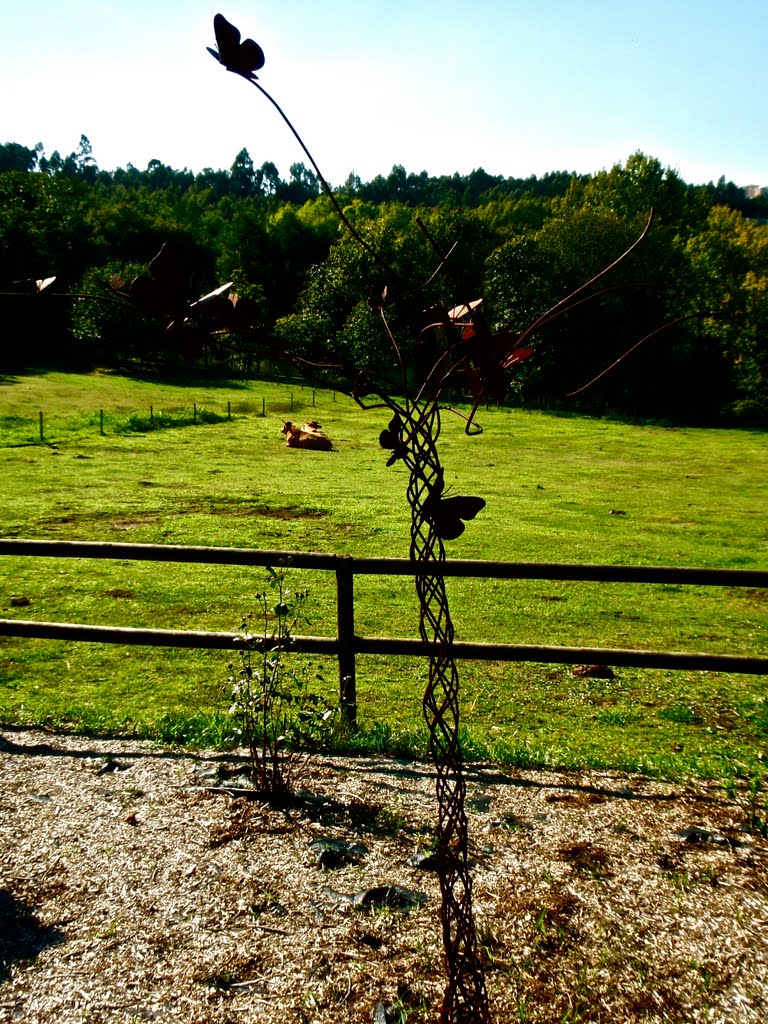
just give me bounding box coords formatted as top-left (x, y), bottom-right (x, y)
top-left (722, 762), bottom-right (768, 837)
top-left (374, 799), bottom-right (407, 835)
top-left (375, 984), bottom-right (432, 1023)
top-left (228, 565), bottom-right (337, 796)
top-left (97, 917), bottom-right (119, 939)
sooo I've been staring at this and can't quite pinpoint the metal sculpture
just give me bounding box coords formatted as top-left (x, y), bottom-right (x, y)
top-left (204, 14), bottom-right (667, 1021)
top-left (204, 16), bottom-right (501, 1018)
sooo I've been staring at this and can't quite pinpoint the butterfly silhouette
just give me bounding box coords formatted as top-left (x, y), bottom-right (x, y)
top-left (208, 14), bottom-right (265, 81)
top-left (379, 412), bottom-right (408, 466)
top-left (129, 243), bottom-right (188, 322)
top-left (128, 243), bottom-right (237, 345)
top-left (423, 470), bottom-right (485, 540)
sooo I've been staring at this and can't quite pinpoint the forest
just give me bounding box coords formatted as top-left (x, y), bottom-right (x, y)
top-left (1, 136), bottom-right (766, 424)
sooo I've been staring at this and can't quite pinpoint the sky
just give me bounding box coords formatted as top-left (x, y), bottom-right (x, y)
top-left (2, 0), bottom-right (767, 188)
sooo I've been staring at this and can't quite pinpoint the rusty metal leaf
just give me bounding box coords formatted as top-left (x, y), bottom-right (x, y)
top-left (10, 277), bottom-right (57, 295)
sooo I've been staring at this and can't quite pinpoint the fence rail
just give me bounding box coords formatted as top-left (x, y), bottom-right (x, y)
top-left (1, 538), bottom-right (767, 724)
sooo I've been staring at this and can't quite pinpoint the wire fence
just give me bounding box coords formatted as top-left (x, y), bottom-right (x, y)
top-left (0, 384), bottom-right (338, 446)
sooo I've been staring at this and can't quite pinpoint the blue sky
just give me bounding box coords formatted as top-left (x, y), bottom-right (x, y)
top-left (2, 0), bottom-right (766, 187)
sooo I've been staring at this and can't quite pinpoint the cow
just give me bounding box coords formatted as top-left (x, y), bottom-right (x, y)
top-left (281, 420), bottom-right (333, 451)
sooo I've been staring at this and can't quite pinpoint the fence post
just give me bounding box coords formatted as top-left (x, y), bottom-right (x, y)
top-left (335, 555), bottom-right (357, 727)
top-left (39, 411), bottom-right (44, 442)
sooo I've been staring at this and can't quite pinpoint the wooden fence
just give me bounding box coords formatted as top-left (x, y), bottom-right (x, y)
top-left (1, 538), bottom-right (767, 725)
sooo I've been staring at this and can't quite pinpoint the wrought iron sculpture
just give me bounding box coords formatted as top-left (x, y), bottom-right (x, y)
top-left (203, 15), bottom-right (662, 1022)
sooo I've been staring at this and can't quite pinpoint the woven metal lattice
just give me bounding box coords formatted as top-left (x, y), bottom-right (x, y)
top-left (388, 399), bottom-right (490, 1023)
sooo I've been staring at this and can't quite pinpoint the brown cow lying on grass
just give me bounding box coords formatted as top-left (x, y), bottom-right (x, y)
top-left (281, 421), bottom-right (333, 451)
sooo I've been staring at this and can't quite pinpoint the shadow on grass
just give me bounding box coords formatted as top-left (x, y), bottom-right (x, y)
top-left (0, 727), bottom-right (683, 804)
top-left (0, 367), bottom-right (53, 383)
top-left (0, 890), bottom-right (64, 981)
top-left (120, 369), bottom-right (256, 390)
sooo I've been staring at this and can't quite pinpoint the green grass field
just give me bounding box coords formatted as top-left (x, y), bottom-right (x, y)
top-left (1, 370), bottom-right (766, 780)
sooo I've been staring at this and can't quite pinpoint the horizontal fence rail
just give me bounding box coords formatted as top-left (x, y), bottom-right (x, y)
top-left (2, 620), bottom-right (765, 676)
top-left (1, 538), bottom-right (767, 724)
top-left (2, 538), bottom-right (768, 585)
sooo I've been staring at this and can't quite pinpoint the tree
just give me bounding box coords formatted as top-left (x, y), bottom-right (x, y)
top-left (555, 152), bottom-right (708, 236)
top-left (340, 171), bottom-right (361, 196)
top-left (683, 205), bottom-right (768, 420)
top-left (193, 167), bottom-right (231, 200)
top-left (72, 135), bottom-right (98, 184)
top-left (461, 167), bottom-right (503, 206)
top-left (0, 142), bottom-right (42, 173)
top-left (385, 163), bottom-right (408, 202)
top-left (230, 148), bottom-right (256, 198)
top-left (482, 208), bottom-right (696, 413)
top-left (37, 136), bottom-right (99, 183)
top-left (38, 150), bottom-right (63, 175)
top-left (278, 162), bottom-right (320, 204)
top-left (255, 160), bottom-right (281, 196)
top-left (69, 260), bottom-right (167, 368)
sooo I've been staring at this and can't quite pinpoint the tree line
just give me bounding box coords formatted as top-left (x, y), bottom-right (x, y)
top-left (1, 137), bottom-right (766, 423)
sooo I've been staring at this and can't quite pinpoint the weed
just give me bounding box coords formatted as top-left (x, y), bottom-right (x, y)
top-left (376, 983), bottom-right (432, 1023)
top-left (197, 970), bottom-right (238, 991)
top-left (530, 893), bottom-right (579, 954)
top-left (374, 799), bottom-right (408, 836)
top-left (515, 994), bottom-right (531, 1022)
top-left (690, 959), bottom-right (732, 996)
top-left (659, 704), bottom-right (704, 725)
top-left (96, 918), bottom-right (119, 939)
top-left (412, 935), bottom-right (440, 975)
top-left (478, 924), bottom-right (513, 973)
top-left (228, 565), bottom-right (337, 796)
top-left (558, 842), bottom-right (612, 879)
top-left (698, 865), bottom-right (723, 887)
top-left (250, 889), bottom-right (288, 918)
top-left (722, 762), bottom-right (768, 837)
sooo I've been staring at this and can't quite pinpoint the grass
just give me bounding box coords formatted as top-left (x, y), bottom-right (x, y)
top-left (0, 369), bottom-right (766, 779)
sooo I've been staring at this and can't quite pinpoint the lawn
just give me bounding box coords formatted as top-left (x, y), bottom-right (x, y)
top-left (0, 370), bottom-right (766, 780)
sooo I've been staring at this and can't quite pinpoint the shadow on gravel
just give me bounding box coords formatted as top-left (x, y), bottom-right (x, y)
top-left (0, 890), bottom-right (65, 982)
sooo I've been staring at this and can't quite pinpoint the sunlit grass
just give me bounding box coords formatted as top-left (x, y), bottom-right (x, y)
top-left (0, 370), bottom-right (766, 778)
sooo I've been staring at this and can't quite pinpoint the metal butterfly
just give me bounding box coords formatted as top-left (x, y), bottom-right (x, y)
top-left (208, 13), bottom-right (265, 82)
top-left (379, 412), bottom-right (408, 467)
top-left (423, 471), bottom-right (486, 541)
